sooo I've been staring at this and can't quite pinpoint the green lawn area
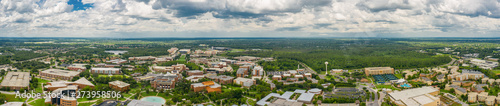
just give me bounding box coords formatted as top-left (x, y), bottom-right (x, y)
top-left (28, 99), bottom-right (46, 106)
top-left (248, 99), bottom-right (256, 105)
top-left (440, 89), bottom-right (451, 94)
top-left (77, 97), bottom-right (97, 102)
top-left (394, 74), bottom-right (403, 79)
top-left (35, 78), bottom-right (50, 93)
top-left (228, 49), bottom-right (245, 53)
top-left (375, 84), bottom-right (400, 90)
top-left (492, 69), bottom-right (500, 74)
top-left (3, 94), bottom-right (27, 102)
top-left (177, 54), bottom-right (186, 62)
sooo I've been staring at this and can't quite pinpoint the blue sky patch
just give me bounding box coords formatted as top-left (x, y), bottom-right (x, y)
top-left (67, 0), bottom-right (93, 11)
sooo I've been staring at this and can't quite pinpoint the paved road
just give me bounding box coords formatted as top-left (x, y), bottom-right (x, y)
top-left (298, 62), bottom-right (317, 74)
top-left (359, 84), bottom-right (379, 106)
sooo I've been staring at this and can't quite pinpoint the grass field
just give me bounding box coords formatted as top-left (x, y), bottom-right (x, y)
top-left (28, 99), bottom-right (46, 106)
top-left (3, 94), bottom-right (27, 102)
top-left (375, 84), bottom-right (400, 90)
top-left (394, 74), bottom-right (403, 79)
top-left (35, 78), bottom-right (50, 93)
top-left (493, 70), bottom-right (500, 74)
top-left (177, 55), bottom-right (186, 62)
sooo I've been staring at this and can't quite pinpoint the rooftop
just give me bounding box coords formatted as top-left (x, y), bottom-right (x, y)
top-left (109, 80), bottom-right (130, 88)
top-left (297, 93), bottom-right (315, 102)
top-left (0, 72), bottom-right (30, 87)
top-left (127, 100), bottom-right (163, 106)
top-left (41, 69), bottom-right (80, 77)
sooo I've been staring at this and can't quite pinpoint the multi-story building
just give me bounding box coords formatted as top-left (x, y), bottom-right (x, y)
top-left (179, 49), bottom-right (191, 54)
top-left (213, 75), bottom-right (234, 84)
top-left (236, 68), bottom-right (248, 77)
top-left (470, 59), bottom-right (499, 70)
top-left (0, 72), bottom-right (30, 90)
top-left (44, 78), bottom-right (94, 91)
top-left (187, 70), bottom-right (204, 76)
top-left (40, 69), bottom-right (81, 80)
top-left (234, 77), bottom-right (255, 88)
top-left (252, 66), bottom-right (264, 76)
top-left (152, 64), bottom-right (187, 73)
top-left (106, 59), bottom-right (127, 64)
top-left (46, 86), bottom-right (78, 106)
top-left (387, 86), bottom-right (440, 106)
top-left (168, 47), bottom-right (178, 54)
top-left (364, 67), bottom-right (394, 76)
top-left (67, 64), bottom-right (87, 71)
top-left (151, 73), bottom-right (180, 90)
top-left (448, 69), bottom-right (485, 81)
top-left (191, 81), bottom-right (221, 93)
top-left (90, 68), bottom-right (120, 75)
top-left (109, 80), bottom-right (130, 92)
top-left (128, 56), bottom-right (156, 61)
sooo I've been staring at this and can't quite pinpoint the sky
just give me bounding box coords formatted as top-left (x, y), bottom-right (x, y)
top-left (0, 0), bottom-right (500, 38)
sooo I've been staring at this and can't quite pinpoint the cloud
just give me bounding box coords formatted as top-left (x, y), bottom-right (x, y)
top-left (0, 0), bottom-right (500, 37)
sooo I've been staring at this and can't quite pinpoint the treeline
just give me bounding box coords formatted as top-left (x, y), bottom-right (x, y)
top-left (0, 56), bottom-right (10, 65)
top-left (122, 48), bottom-right (171, 58)
top-left (257, 59), bottom-right (299, 71)
top-left (13, 61), bottom-right (49, 70)
top-left (224, 39), bottom-right (452, 71)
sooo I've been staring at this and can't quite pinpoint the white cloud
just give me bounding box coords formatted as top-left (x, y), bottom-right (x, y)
top-left (0, 0), bottom-right (500, 37)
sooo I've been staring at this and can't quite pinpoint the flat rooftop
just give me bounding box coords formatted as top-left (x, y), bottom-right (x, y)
top-left (365, 67), bottom-right (393, 70)
top-left (109, 80), bottom-right (130, 88)
top-left (0, 72), bottom-right (30, 88)
top-left (41, 69), bottom-right (81, 77)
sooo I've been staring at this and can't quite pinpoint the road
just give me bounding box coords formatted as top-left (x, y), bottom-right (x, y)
top-left (298, 62), bottom-right (316, 74)
top-left (359, 84), bottom-right (379, 106)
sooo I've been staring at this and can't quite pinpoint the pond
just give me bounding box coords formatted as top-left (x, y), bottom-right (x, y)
top-left (140, 96), bottom-right (165, 104)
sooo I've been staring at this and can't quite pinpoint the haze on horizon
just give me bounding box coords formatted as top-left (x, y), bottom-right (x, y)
top-left (1, 0), bottom-right (500, 38)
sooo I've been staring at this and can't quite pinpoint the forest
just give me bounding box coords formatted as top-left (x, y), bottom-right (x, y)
top-left (257, 59), bottom-right (299, 71)
top-left (219, 39), bottom-right (452, 71)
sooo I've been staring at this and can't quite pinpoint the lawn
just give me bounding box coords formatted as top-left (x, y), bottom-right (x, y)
top-left (28, 99), bottom-right (46, 106)
top-left (493, 69), bottom-right (500, 74)
top-left (375, 84), bottom-right (400, 90)
top-left (35, 78), bottom-right (50, 93)
top-left (3, 94), bottom-right (27, 102)
top-left (177, 55), bottom-right (186, 62)
top-left (394, 74), bottom-right (403, 79)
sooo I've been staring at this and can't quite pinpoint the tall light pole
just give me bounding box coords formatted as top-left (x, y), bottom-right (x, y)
top-left (325, 61), bottom-right (329, 75)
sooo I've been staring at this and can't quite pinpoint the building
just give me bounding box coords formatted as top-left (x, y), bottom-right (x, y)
top-left (151, 73), bottom-right (180, 90)
top-left (364, 67), bottom-right (394, 76)
top-left (214, 75), bottom-right (234, 84)
top-left (297, 93), bottom-right (315, 104)
top-left (106, 59), bottom-right (127, 64)
top-left (191, 81), bottom-right (221, 93)
top-left (478, 92), bottom-right (488, 102)
top-left (67, 64), bottom-right (87, 71)
top-left (179, 49), bottom-right (191, 54)
top-left (109, 80), bottom-right (130, 92)
top-left (90, 68), bottom-right (120, 75)
top-left (448, 69), bottom-right (486, 81)
top-left (187, 70), bottom-right (204, 76)
top-left (153, 57), bottom-right (173, 64)
top-left (0, 72), bottom-right (30, 90)
top-left (40, 69), bottom-right (81, 80)
top-left (44, 78), bottom-right (94, 91)
top-left (470, 59), bottom-right (499, 70)
top-left (234, 77), bottom-right (255, 88)
top-left (486, 96), bottom-right (496, 106)
top-left (330, 69), bottom-right (347, 74)
top-left (236, 68), bottom-right (248, 77)
top-left (185, 75), bottom-right (205, 82)
top-left (168, 47), bottom-right (178, 54)
top-left (128, 56), bottom-right (156, 61)
top-left (469, 92), bottom-right (478, 103)
top-left (387, 86), bottom-right (440, 106)
top-left (152, 64), bottom-right (187, 73)
top-left (127, 100), bottom-right (163, 106)
top-left (252, 66), bottom-right (264, 76)
top-left (46, 86), bottom-right (78, 106)
top-left (420, 77), bottom-right (433, 85)
top-left (272, 75), bottom-right (282, 80)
